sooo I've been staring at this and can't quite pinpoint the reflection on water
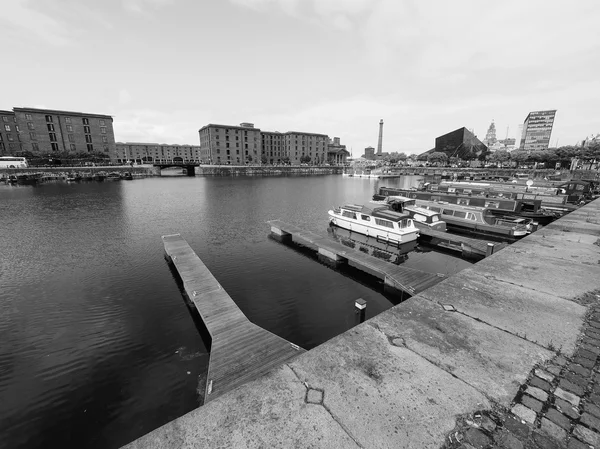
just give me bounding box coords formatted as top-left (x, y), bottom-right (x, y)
top-left (0, 175), bottom-right (471, 449)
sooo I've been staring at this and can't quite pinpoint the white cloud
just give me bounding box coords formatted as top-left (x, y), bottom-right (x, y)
top-left (229, 0), bottom-right (600, 74)
top-left (122, 0), bottom-right (174, 14)
top-left (0, 0), bottom-right (73, 46)
top-left (113, 108), bottom-right (209, 145)
top-left (118, 89), bottom-right (133, 106)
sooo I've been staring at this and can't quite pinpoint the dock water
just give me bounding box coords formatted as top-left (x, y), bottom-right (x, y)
top-left (268, 220), bottom-right (447, 296)
top-left (162, 234), bottom-right (305, 402)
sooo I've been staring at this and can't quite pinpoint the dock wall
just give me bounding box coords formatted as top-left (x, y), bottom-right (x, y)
top-left (2, 165), bottom-right (344, 177)
top-left (124, 199), bottom-right (600, 449)
top-left (195, 165), bottom-right (343, 176)
top-left (0, 166), bottom-right (158, 176)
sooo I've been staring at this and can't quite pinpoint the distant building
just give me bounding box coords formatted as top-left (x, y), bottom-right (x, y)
top-left (483, 120), bottom-right (497, 146)
top-left (519, 110), bottom-right (557, 152)
top-left (285, 131), bottom-right (329, 165)
top-left (363, 146), bottom-right (375, 160)
top-left (327, 137), bottom-right (350, 164)
top-left (0, 107), bottom-right (116, 157)
top-left (114, 142), bottom-right (201, 163)
top-left (0, 110), bottom-right (19, 155)
top-left (427, 127), bottom-right (488, 160)
top-left (199, 122), bottom-right (262, 165)
top-left (198, 122), bottom-right (332, 165)
top-left (497, 137), bottom-right (517, 151)
top-left (581, 133), bottom-right (600, 148)
top-left (261, 131), bottom-right (285, 164)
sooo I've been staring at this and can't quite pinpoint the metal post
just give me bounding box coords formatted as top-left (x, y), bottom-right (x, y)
top-left (486, 242), bottom-right (494, 257)
top-left (355, 298), bottom-right (367, 323)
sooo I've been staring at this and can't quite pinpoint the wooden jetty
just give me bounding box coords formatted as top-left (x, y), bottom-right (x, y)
top-left (162, 234), bottom-right (305, 403)
top-left (418, 227), bottom-right (508, 259)
top-left (268, 220), bottom-right (447, 296)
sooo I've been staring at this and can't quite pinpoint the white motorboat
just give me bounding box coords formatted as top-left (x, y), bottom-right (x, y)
top-left (328, 204), bottom-right (419, 245)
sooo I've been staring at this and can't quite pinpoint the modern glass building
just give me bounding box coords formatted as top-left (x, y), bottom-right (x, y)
top-left (519, 110), bottom-right (557, 152)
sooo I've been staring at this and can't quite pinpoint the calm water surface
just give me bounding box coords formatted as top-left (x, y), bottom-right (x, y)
top-left (0, 175), bottom-right (471, 449)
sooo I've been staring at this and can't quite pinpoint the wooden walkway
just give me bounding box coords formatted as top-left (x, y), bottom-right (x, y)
top-left (418, 227), bottom-right (508, 258)
top-left (162, 234), bottom-right (305, 403)
top-left (268, 220), bottom-right (446, 296)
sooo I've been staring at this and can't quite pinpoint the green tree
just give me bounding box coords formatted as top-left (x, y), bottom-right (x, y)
top-left (489, 150), bottom-right (510, 167)
top-left (282, 156), bottom-right (290, 164)
top-left (260, 154), bottom-right (268, 164)
top-left (555, 145), bottom-right (579, 162)
top-left (427, 152), bottom-right (448, 166)
top-left (510, 151), bottom-right (529, 168)
top-left (579, 142), bottom-right (600, 170)
top-left (300, 155), bottom-right (311, 164)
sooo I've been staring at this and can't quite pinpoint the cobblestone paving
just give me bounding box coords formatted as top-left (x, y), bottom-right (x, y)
top-left (443, 293), bottom-right (600, 449)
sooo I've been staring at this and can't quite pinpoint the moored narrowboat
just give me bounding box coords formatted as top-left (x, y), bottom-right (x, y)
top-left (413, 200), bottom-right (529, 240)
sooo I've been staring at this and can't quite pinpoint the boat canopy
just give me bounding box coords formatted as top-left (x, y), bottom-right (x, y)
top-left (341, 204), bottom-right (410, 221)
top-left (370, 208), bottom-right (410, 221)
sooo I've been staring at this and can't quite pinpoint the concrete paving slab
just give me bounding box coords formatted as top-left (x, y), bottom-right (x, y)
top-left (368, 298), bottom-right (552, 405)
top-left (288, 318), bottom-right (490, 448)
top-left (466, 239), bottom-right (600, 300)
top-left (544, 218), bottom-right (600, 236)
top-left (417, 269), bottom-right (586, 354)
top-left (123, 364), bottom-right (360, 449)
top-left (517, 231), bottom-right (600, 266)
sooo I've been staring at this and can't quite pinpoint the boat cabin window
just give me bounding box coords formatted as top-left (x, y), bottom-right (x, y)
top-left (342, 211), bottom-right (357, 219)
top-left (431, 215), bottom-right (439, 222)
top-left (398, 219), bottom-right (409, 228)
top-left (430, 206), bottom-right (441, 212)
top-left (374, 218), bottom-right (394, 229)
top-left (413, 213), bottom-right (426, 222)
top-left (576, 184), bottom-right (585, 191)
top-left (448, 188), bottom-right (456, 193)
top-left (454, 211), bottom-right (467, 219)
top-left (485, 201), bottom-right (499, 208)
top-left (457, 198), bottom-right (470, 205)
top-left (463, 189), bottom-right (472, 194)
top-left (442, 209), bottom-right (453, 216)
top-left (465, 212), bottom-right (477, 221)
top-left (521, 202), bottom-right (535, 212)
top-left (361, 214), bottom-right (371, 221)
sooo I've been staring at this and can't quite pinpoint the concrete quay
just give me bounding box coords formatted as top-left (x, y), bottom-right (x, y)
top-left (123, 200), bottom-right (600, 449)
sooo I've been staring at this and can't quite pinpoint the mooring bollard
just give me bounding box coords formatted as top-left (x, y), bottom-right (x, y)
top-left (355, 298), bottom-right (367, 323)
top-left (486, 242), bottom-right (494, 257)
top-left (531, 222), bottom-right (539, 232)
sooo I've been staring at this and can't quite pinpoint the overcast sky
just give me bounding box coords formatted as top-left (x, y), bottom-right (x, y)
top-left (2, 0), bottom-right (599, 154)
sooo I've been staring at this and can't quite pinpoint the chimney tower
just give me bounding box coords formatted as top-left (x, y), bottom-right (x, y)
top-left (377, 119), bottom-right (384, 155)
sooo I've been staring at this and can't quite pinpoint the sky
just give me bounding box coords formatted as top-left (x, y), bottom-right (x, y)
top-left (2, 0), bottom-right (599, 155)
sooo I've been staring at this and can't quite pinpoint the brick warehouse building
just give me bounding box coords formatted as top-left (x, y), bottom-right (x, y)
top-left (198, 123), bottom-right (262, 165)
top-left (0, 107), bottom-right (116, 157)
top-left (0, 110), bottom-right (19, 155)
top-left (114, 142), bottom-right (201, 163)
top-left (199, 122), bottom-right (340, 165)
